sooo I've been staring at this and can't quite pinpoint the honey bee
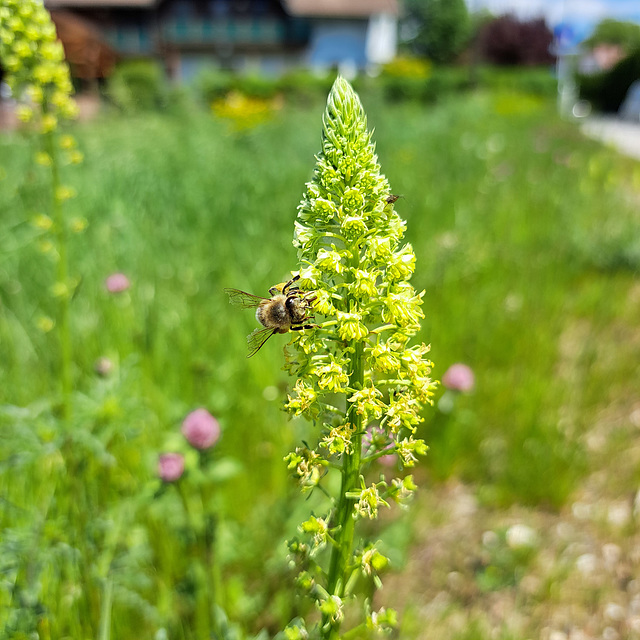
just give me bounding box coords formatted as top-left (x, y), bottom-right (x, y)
top-left (225, 275), bottom-right (317, 357)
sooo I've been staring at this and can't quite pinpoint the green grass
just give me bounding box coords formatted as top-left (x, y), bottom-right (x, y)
top-left (1, 82), bottom-right (639, 637)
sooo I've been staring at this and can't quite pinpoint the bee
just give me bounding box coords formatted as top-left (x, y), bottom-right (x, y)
top-left (224, 275), bottom-right (317, 357)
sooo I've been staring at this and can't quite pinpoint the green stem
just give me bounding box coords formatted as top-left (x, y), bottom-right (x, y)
top-left (176, 480), bottom-right (215, 637)
top-left (323, 339), bottom-right (364, 639)
top-left (321, 242), bottom-right (366, 639)
top-left (199, 450), bottom-right (222, 635)
top-left (204, 512), bottom-right (222, 635)
top-left (97, 578), bottom-right (113, 640)
top-left (45, 123), bottom-right (72, 421)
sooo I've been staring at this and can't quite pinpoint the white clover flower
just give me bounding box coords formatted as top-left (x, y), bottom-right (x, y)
top-left (505, 524), bottom-right (538, 549)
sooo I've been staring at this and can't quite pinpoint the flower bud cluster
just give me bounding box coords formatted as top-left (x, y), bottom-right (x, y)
top-left (284, 76), bottom-right (435, 491)
top-left (0, 0), bottom-right (79, 128)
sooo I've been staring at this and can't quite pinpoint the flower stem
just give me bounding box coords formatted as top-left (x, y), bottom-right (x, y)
top-left (323, 339), bottom-right (364, 638)
top-left (45, 123), bottom-right (72, 421)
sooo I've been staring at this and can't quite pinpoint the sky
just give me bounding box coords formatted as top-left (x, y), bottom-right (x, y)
top-left (468, 0), bottom-right (640, 45)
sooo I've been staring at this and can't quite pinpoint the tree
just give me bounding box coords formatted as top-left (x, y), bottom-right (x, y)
top-left (479, 15), bottom-right (554, 66)
top-left (578, 49), bottom-right (640, 112)
top-left (585, 18), bottom-right (640, 52)
top-left (402, 0), bottom-right (471, 64)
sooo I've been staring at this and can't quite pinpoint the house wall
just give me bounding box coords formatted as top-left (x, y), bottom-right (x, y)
top-left (305, 19), bottom-right (368, 71)
top-left (365, 12), bottom-right (396, 66)
top-left (303, 15), bottom-right (397, 73)
top-left (174, 50), bottom-right (303, 82)
top-left (44, 0), bottom-right (397, 81)
top-left (154, 0), bottom-right (309, 79)
top-left (48, 0), bottom-right (309, 78)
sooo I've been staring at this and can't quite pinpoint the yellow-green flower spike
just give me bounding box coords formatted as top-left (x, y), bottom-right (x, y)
top-left (1, 0), bottom-right (81, 420)
top-left (283, 76), bottom-right (438, 639)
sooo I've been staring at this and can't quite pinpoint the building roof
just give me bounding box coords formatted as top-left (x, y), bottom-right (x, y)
top-left (45, 0), bottom-right (158, 8)
top-left (49, 10), bottom-right (118, 78)
top-left (284, 0), bottom-right (398, 18)
top-left (44, 0), bottom-right (398, 15)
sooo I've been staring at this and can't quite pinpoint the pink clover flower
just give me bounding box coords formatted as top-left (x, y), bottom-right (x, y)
top-left (105, 273), bottom-right (130, 293)
top-left (442, 363), bottom-right (475, 393)
top-left (181, 408), bottom-right (221, 450)
top-left (158, 453), bottom-right (185, 482)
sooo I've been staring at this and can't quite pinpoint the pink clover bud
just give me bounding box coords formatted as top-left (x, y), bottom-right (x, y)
top-left (442, 363), bottom-right (475, 393)
top-left (105, 273), bottom-right (130, 293)
top-left (158, 453), bottom-right (185, 482)
top-left (181, 408), bottom-right (221, 450)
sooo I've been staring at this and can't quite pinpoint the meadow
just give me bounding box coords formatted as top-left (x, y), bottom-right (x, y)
top-left (1, 78), bottom-right (640, 638)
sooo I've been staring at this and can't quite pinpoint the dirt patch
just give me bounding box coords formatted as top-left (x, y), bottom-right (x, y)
top-left (382, 477), bottom-right (640, 639)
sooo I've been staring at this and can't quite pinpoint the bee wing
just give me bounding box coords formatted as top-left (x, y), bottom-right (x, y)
top-left (246, 327), bottom-right (277, 358)
top-left (225, 288), bottom-right (267, 308)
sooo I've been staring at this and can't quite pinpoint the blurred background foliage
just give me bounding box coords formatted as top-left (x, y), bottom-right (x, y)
top-left (575, 18), bottom-right (640, 113)
top-left (584, 17), bottom-right (640, 51)
top-left (2, 0), bottom-right (640, 637)
top-left (2, 68), bottom-right (639, 636)
top-left (401, 0), bottom-right (472, 64)
top-left (578, 48), bottom-right (640, 113)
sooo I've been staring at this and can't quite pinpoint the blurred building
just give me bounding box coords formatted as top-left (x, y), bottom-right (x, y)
top-left (284, 0), bottom-right (397, 75)
top-left (42, 0), bottom-right (398, 82)
top-left (48, 10), bottom-right (118, 80)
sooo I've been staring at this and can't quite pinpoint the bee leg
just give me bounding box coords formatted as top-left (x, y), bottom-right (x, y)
top-left (282, 274), bottom-right (301, 295)
top-left (290, 323), bottom-right (319, 331)
top-left (286, 288), bottom-right (310, 306)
